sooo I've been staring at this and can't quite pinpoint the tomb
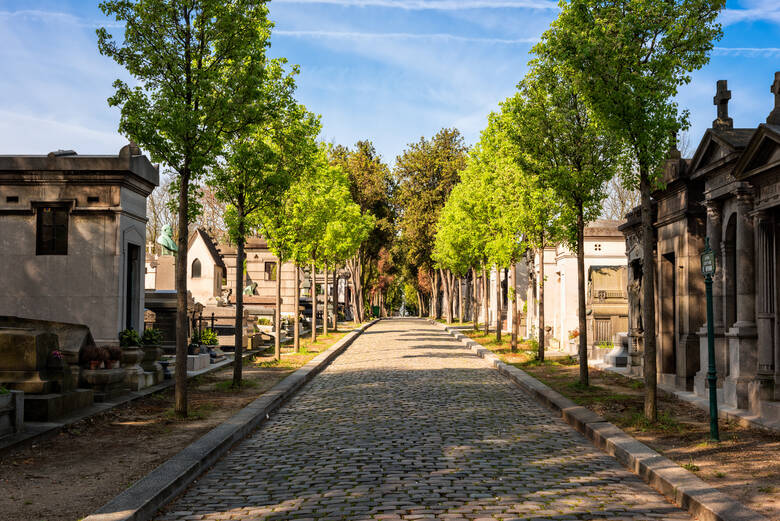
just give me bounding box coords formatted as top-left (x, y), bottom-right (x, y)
top-left (621, 73), bottom-right (780, 422)
top-left (0, 144), bottom-right (159, 345)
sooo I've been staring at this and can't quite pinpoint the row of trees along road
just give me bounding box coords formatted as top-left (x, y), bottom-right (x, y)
top-left (98, 0), bottom-right (376, 415)
top-left (433, 0), bottom-right (726, 421)
top-left (395, 129), bottom-right (468, 322)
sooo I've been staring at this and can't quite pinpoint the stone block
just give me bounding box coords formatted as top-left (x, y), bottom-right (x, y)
top-left (0, 328), bottom-right (62, 393)
top-left (24, 389), bottom-right (93, 421)
top-left (0, 390), bottom-right (23, 437)
top-left (186, 353), bottom-right (210, 372)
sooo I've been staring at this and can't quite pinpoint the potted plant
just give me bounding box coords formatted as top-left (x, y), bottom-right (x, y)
top-left (140, 328), bottom-right (164, 383)
top-left (119, 329), bottom-right (145, 390)
top-left (80, 344), bottom-right (104, 370)
top-left (106, 345), bottom-right (123, 369)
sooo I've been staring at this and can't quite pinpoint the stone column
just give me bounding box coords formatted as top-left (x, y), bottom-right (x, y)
top-left (707, 203), bottom-right (724, 329)
top-left (696, 201), bottom-right (727, 397)
top-left (753, 212), bottom-right (776, 405)
top-left (725, 188), bottom-right (758, 409)
top-left (755, 211), bottom-right (775, 377)
top-left (735, 192), bottom-right (756, 327)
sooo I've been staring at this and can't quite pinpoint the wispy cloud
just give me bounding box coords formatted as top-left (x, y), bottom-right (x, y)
top-left (273, 0), bottom-right (558, 10)
top-left (714, 46), bottom-right (780, 56)
top-left (275, 30), bottom-right (538, 44)
top-left (0, 9), bottom-right (122, 28)
top-left (721, 7), bottom-right (780, 26)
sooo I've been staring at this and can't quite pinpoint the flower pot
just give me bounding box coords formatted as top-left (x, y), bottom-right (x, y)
top-left (89, 360), bottom-right (100, 370)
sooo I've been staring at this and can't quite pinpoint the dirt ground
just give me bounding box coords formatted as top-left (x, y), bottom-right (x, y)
top-left (0, 329), bottom-right (351, 521)
top-left (462, 328), bottom-right (780, 520)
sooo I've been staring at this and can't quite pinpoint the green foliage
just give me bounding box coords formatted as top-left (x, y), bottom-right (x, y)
top-left (200, 328), bottom-right (219, 346)
top-left (396, 128), bottom-right (468, 281)
top-left (0, 386), bottom-right (9, 395)
top-left (141, 328), bottom-right (164, 346)
top-left (118, 329), bottom-right (142, 347)
top-left (536, 0), bottom-right (725, 184)
top-left (97, 0), bottom-right (278, 179)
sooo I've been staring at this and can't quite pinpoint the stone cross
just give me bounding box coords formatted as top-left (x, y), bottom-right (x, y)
top-left (712, 80), bottom-right (733, 130)
top-left (768, 71), bottom-right (780, 125)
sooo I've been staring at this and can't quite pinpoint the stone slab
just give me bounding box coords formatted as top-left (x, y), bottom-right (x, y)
top-left (432, 320), bottom-right (769, 521)
top-left (24, 388), bottom-right (93, 422)
top-left (82, 320), bottom-right (379, 521)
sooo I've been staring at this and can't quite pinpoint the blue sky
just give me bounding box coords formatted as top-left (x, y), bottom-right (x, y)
top-left (0, 0), bottom-right (778, 164)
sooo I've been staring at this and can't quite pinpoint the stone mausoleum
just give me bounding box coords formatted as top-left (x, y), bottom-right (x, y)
top-left (0, 144), bottom-right (159, 345)
top-left (622, 72), bottom-right (780, 423)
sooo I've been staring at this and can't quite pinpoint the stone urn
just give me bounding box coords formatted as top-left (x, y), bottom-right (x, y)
top-left (81, 368), bottom-right (126, 402)
top-left (141, 345), bottom-right (164, 385)
top-left (121, 346), bottom-right (145, 391)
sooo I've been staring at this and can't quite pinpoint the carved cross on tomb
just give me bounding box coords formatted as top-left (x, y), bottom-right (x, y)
top-left (712, 80), bottom-right (733, 130)
top-left (768, 71), bottom-right (780, 125)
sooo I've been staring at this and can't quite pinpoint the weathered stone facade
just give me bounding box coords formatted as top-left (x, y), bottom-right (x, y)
top-left (622, 73), bottom-right (780, 422)
top-left (0, 144), bottom-right (158, 344)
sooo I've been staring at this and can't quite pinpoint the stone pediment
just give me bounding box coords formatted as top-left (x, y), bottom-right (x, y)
top-left (734, 124), bottom-right (780, 181)
top-left (689, 128), bottom-right (754, 177)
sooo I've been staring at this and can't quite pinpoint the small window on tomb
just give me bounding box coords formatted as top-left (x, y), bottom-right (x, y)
top-left (594, 243), bottom-right (602, 252)
top-left (265, 261), bottom-right (277, 281)
top-left (191, 258), bottom-right (202, 278)
top-left (36, 206), bottom-right (68, 255)
top-left (87, 196), bottom-right (99, 203)
top-left (6, 196), bottom-right (18, 203)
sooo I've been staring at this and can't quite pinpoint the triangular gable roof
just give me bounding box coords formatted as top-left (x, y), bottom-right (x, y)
top-left (688, 128), bottom-right (755, 176)
top-left (187, 228), bottom-right (226, 270)
top-left (733, 124), bottom-right (780, 180)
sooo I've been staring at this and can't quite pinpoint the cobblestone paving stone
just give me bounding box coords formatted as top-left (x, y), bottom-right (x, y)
top-left (155, 319), bottom-right (694, 521)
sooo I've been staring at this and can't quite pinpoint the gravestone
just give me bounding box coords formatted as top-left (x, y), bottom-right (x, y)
top-left (0, 326), bottom-right (93, 421)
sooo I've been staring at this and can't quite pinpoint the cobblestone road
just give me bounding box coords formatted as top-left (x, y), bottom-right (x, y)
top-left (156, 319), bottom-right (692, 521)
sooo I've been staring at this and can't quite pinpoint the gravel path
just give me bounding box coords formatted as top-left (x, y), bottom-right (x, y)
top-left (156, 319), bottom-right (693, 521)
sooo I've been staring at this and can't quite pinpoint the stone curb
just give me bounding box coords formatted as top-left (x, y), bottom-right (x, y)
top-left (429, 320), bottom-right (769, 521)
top-left (83, 320), bottom-right (380, 521)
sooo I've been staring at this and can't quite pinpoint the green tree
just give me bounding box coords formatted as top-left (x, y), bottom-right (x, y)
top-left (396, 128), bottom-right (468, 320)
top-left (212, 103), bottom-right (320, 379)
top-left (538, 0), bottom-right (724, 418)
top-left (330, 142), bottom-right (394, 322)
top-left (98, 0), bottom-right (278, 416)
top-left (505, 62), bottom-right (621, 384)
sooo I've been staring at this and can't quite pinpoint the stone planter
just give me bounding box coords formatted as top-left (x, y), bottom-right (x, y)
top-left (81, 368), bottom-right (127, 402)
top-left (0, 390), bottom-right (24, 438)
top-left (122, 346), bottom-right (145, 391)
top-left (141, 345), bottom-right (163, 385)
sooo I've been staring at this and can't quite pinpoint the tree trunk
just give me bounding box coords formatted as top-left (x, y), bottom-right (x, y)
top-left (472, 267), bottom-right (479, 331)
top-left (294, 263), bottom-right (300, 353)
top-left (311, 262), bottom-right (317, 343)
top-left (448, 271), bottom-right (455, 322)
top-left (274, 255), bottom-right (282, 361)
top-left (495, 266), bottom-right (502, 342)
top-left (323, 265), bottom-right (329, 337)
top-left (431, 270), bottom-right (438, 319)
top-left (538, 244), bottom-right (545, 362)
top-left (332, 269), bottom-right (338, 332)
top-left (482, 267), bottom-right (489, 335)
top-left (511, 265), bottom-right (518, 353)
top-left (417, 290), bottom-right (423, 318)
top-left (640, 168), bottom-right (657, 420)
top-left (232, 217), bottom-right (245, 386)
top-left (440, 269), bottom-right (450, 323)
top-left (174, 169), bottom-right (190, 416)
top-left (577, 207), bottom-right (588, 386)
top-left (458, 276), bottom-right (463, 323)
top-left (346, 256), bottom-right (363, 322)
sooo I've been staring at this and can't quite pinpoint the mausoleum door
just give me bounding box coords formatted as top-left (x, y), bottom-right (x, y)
top-left (125, 243), bottom-right (141, 331)
top-left (660, 252), bottom-right (678, 375)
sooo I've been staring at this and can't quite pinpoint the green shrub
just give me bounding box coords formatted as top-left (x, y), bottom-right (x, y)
top-left (141, 328), bottom-right (164, 346)
top-left (118, 329), bottom-right (142, 347)
top-left (256, 318), bottom-right (272, 326)
top-left (0, 386), bottom-right (9, 395)
top-left (201, 328), bottom-right (219, 346)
